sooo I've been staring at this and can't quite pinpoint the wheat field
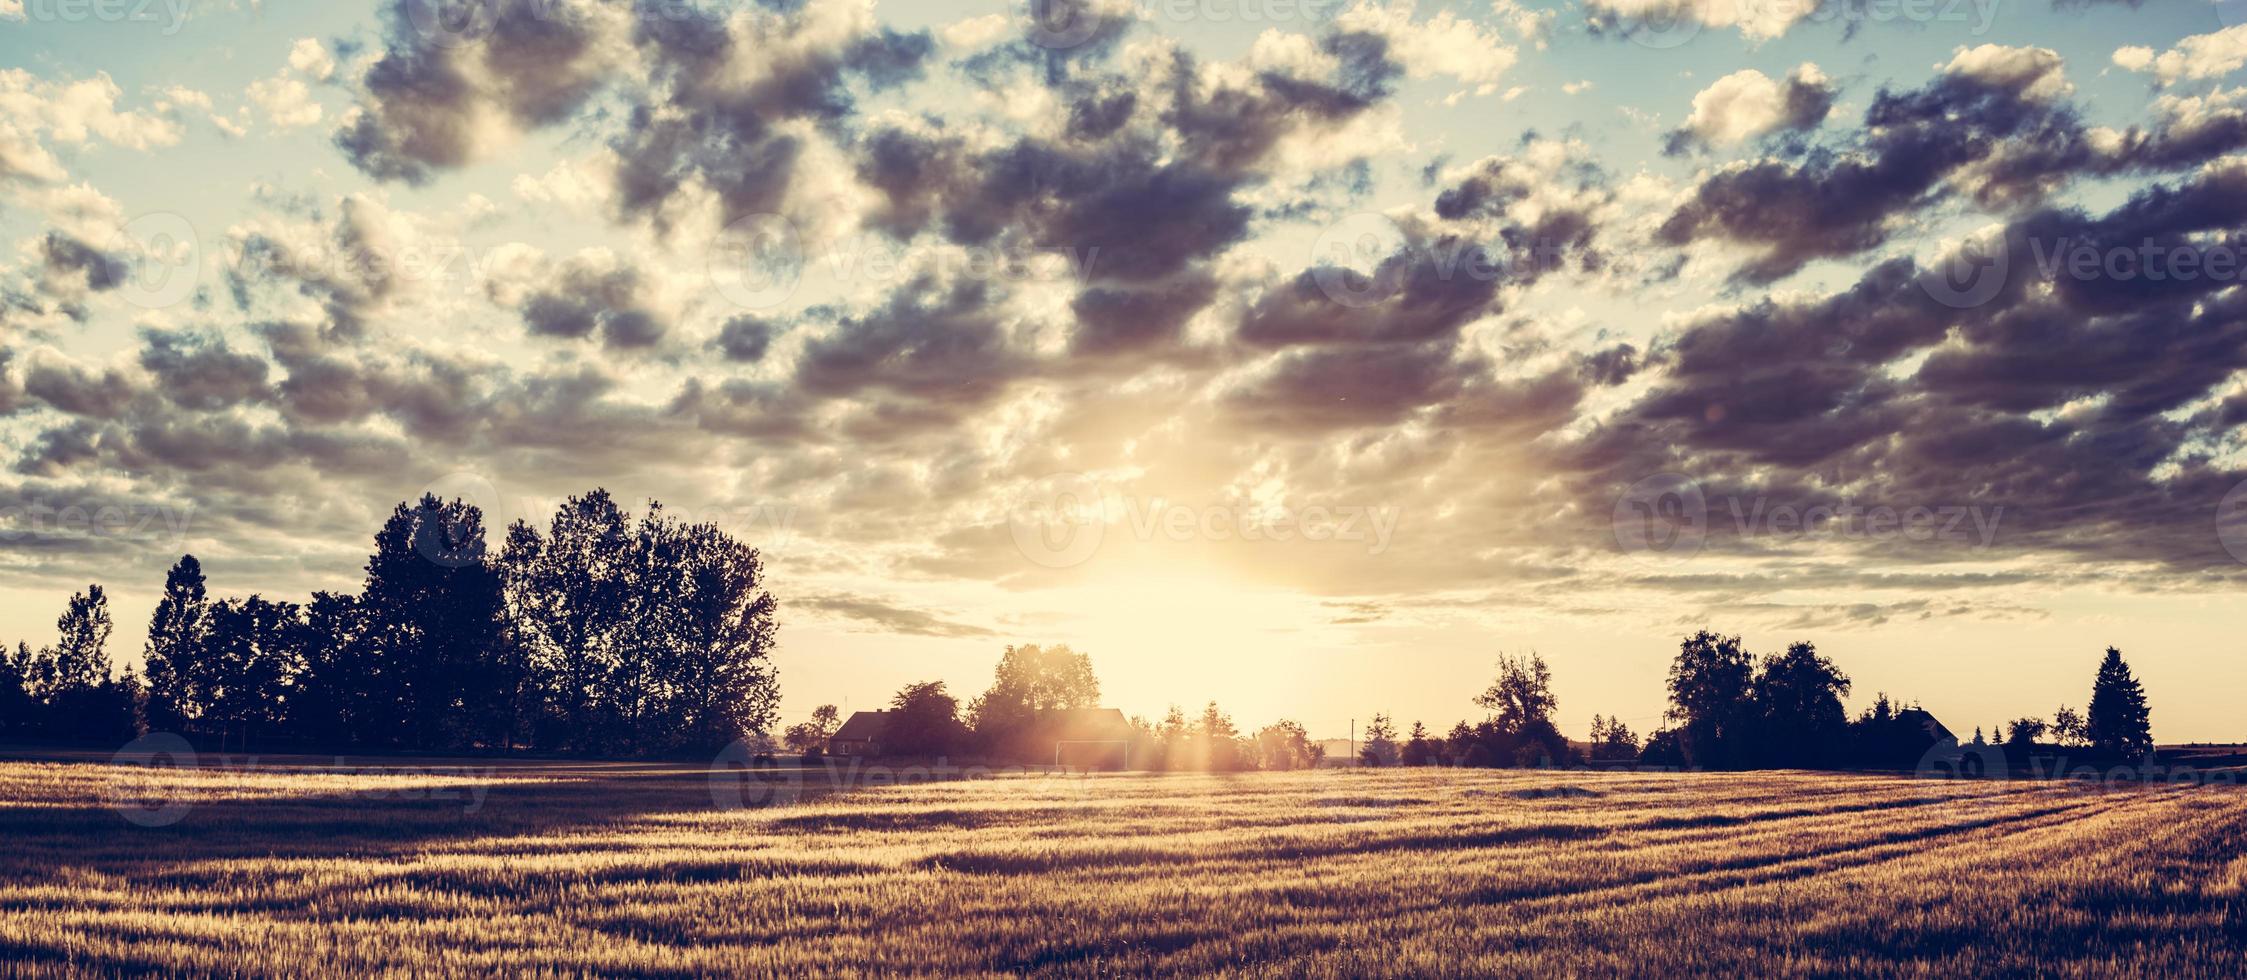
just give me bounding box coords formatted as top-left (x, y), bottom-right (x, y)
top-left (0, 757), bottom-right (2241, 976)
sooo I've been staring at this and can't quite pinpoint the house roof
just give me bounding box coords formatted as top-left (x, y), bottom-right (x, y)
top-left (1031, 708), bottom-right (1134, 741)
top-left (831, 710), bottom-right (892, 742)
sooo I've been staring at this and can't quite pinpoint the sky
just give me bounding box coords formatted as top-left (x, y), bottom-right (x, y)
top-left (3, 0), bottom-right (2247, 744)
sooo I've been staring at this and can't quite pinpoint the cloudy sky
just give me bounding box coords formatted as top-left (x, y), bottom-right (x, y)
top-left (5, 0), bottom-right (2247, 742)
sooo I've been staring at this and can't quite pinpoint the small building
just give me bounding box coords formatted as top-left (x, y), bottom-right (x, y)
top-left (828, 710), bottom-right (892, 757)
top-left (1032, 708), bottom-right (1136, 770)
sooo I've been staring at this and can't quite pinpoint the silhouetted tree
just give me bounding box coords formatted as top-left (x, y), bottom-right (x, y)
top-left (2086, 646), bottom-right (2153, 759)
top-left (785, 704), bottom-right (842, 756)
top-left (1468, 652), bottom-right (1567, 766)
top-left (1252, 720), bottom-right (1319, 770)
top-left (1198, 701), bottom-right (1242, 770)
top-left (1588, 715), bottom-right (1641, 762)
top-left (2004, 717), bottom-right (2048, 749)
top-left (2051, 705), bottom-right (2087, 748)
top-left (201, 596), bottom-right (305, 751)
top-left (884, 680), bottom-right (964, 756)
top-left (0, 643), bottom-right (32, 736)
top-left (967, 643), bottom-right (1100, 757)
top-left (1401, 721), bottom-right (1435, 766)
top-left (1751, 641), bottom-right (1851, 768)
top-left (503, 490), bottom-right (634, 750)
top-left (142, 555), bottom-right (209, 732)
top-left (353, 495), bottom-right (510, 750)
top-left (1360, 713), bottom-right (1399, 767)
top-left (48, 584), bottom-right (112, 695)
top-left (1665, 631), bottom-right (1755, 769)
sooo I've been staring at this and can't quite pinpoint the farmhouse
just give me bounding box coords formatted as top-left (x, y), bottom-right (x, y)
top-left (828, 710), bottom-right (891, 757)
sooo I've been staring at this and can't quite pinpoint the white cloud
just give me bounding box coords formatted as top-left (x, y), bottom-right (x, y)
top-left (1944, 44), bottom-right (2071, 103)
top-left (1337, 1), bottom-right (1517, 87)
top-left (939, 14), bottom-right (1010, 49)
top-left (2114, 25), bottom-right (2247, 86)
top-left (1680, 64), bottom-right (1827, 146)
top-left (248, 74), bottom-right (323, 128)
top-left (288, 38), bottom-right (337, 82)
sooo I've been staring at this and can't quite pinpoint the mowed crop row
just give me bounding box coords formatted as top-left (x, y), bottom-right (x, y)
top-left (0, 761), bottom-right (2241, 976)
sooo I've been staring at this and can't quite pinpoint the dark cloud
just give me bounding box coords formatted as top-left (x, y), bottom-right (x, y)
top-left (337, 0), bottom-right (619, 182)
top-left (713, 315), bottom-right (777, 362)
top-left (791, 591), bottom-right (996, 638)
top-left (138, 329), bottom-right (272, 411)
top-left (1658, 48), bottom-right (2247, 284)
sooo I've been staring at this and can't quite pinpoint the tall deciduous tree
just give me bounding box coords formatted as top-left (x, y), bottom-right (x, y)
top-left (1665, 631), bottom-right (1755, 769)
top-left (143, 555), bottom-right (209, 730)
top-left (49, 584), bottom-right (113, 695)
top-left (1752, 641), bottom-right (1852, 768)
top-left (967, 643), bottom-right (1100, 754)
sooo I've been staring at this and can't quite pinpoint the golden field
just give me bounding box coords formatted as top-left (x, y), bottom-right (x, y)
top-left (1, 757), bottom-right (2242, 977)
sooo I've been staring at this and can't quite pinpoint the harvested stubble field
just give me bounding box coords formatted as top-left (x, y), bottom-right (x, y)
top-left (1, 757), bottom-right (2243, 976)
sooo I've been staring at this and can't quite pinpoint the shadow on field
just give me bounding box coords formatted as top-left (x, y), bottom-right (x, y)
top-left (0, 756), bottom-right (829, 880)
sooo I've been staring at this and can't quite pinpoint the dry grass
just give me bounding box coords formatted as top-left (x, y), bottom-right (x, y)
top-left (0, 756), bottom-right (2241, 976)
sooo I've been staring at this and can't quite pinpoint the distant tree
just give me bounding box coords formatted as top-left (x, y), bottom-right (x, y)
top-left (2004, 717), bottom-right (2048, 749)
top-left (1971, 726), bottom-right (1986, 747)
top-left (2086, 647), bottom-right (2153, 759)
top-left (1639, 727), bottom-right (1687, 768)
top-left (2051, 705), bottom-right (2087, 748)
top-left (1664, 631), bottom-right (1756, 769)
top-left (1252, 720), bottom-right (1318, 770)
top-left (785, 704), bottom-right (843, 756)
top-left (289, 591), bottom-right (369, 745)
top-left (1360, 713), bottom-right (1399, 767)
top-left (1588, 714), bottom-right (1641, 762)
top-left (142, 555), bottom-right (210, 731)
top-left (1401, 721), bottom-right (1436, 766)
top-left (1156, 705), bottom-right (1190, 769)
top-left (1475, 652), bottom-right (1557, 735)
top-left (1751, 641), bottom-right (1851, 768)
top-left (0, 643), bottom-right (32, 735)
top-left (201, 596), bottom-right (306, 751)
top-left (48, 584), bottom-right (112, 695)
top-left (356, 495), bottom-right (510, 750)
top-left (968, 644), bottom-right (1100, 757)
top-left (884, 681), bottom-right (964, 756)
top-left (502, 490), bottom-right (634, 750)
top-left (634, 509), bottom-right (780, 752)
top-left (1198, 701), bottom-right (1242, 770)
top-left (1444, 721), bottom-right (1475, 765)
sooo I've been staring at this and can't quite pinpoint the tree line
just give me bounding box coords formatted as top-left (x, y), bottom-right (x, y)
top-left (1352, 632), bottom-right (2157, 771)
top-left (796, 633), bottom-right (2159, 773)
top-left (0, 489), bottom-right (778, 756)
